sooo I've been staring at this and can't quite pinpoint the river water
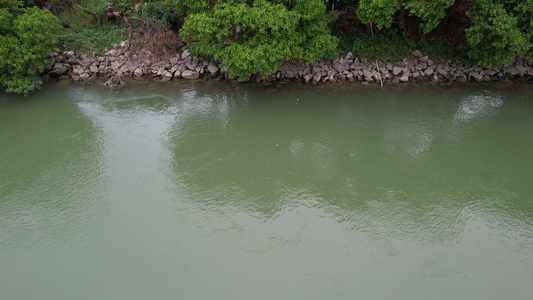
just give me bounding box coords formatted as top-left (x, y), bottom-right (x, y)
top-left (1, 81), bottom-right (532, 299)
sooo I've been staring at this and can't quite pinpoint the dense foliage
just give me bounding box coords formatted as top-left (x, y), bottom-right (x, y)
top-left (178, 0), bottom-right (338, 80)
top-left (2, 0), bottom-right (533, 93)
top-left (466, 0), bottom-right (532, 67)
top-left (0, 0), bottom-right (62, 94)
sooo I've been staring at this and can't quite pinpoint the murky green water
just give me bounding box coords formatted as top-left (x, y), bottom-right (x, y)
top-left (1, 81), bottom-right (532, 299)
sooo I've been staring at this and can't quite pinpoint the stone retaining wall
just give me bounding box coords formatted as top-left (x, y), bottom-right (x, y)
top-left (45, 48), bottom-right (533, 85)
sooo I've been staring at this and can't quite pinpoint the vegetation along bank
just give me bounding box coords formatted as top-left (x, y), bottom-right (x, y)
top-left (2, 0), bottom-right (533, 94)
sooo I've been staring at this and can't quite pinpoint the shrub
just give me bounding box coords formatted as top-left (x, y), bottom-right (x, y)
top-left (0, 1), bottom-right (63, 94)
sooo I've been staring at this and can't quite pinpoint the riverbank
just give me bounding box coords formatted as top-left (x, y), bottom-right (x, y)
top-left (44, 45), bottom-right (533, 86)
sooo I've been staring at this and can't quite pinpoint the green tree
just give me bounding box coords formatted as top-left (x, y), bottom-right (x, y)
top-left (466, 0), bottom-right (532, 67)
top-left (0, 0), bottom-right (62, 94)
top-left (356, 0), bottom-right (400, 31)
top-left (179, 0), bottom-right (338, 81)
top-left (405, 0), bottom-right (455, 34)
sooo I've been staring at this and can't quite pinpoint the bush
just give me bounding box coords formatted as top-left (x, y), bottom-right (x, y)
top-left (351, 29), bottom-right (414, 62)
top-left (466, 0), bottom-right (531, 67)
top-left (0, 1), bottom-right (63, 94)
top-left (180, 0), bottom-right (338, 81)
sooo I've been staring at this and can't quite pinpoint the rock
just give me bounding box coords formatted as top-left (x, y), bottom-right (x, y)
top-left (515, 64), bottom-right (527, 76)
top-left (392, 76), bottom-right (400, 84)
top-left (392, 66), bottom-right (403, 76)
top-left (67, 56), bottom-right (78, 65)
top-left (400, 74), bottom-right (409, 82)
top-left (89, 64), bottom-right (99, 74)
top-left (436, 67), bottom-right (448, 77)
top-left (182, 70), bottom-right (200, 79)
top-left (470, 72), bottom-right (484, 82)
top-left (412, 50), bottom-right (423, 58)
top-left (163, 70), bottom-right (173, 78)
top-left (332, 61), bottom-right (345, 73)
top-left (419, 56), bottom-right (429, 63)
top-left (220, 65), bottom-right (230, 75)
top-left (72, 65), bottom-right (84, 75)
top-left (312, 73), bottom-right (321, 84)
top-left (65, 50), bottom-right (75, 58)
top-left (303, 74), bottom-right (313, 84)
top-left (134, 67), bottom-right (144, 77)
top-left (181, 50), bottom-right (190, 60)
top-left (170, 65), bottom-right (180, 74)
top-left (170, 56), bottom-right (179, 65)
top-left (505, 65), bottom-right (520, 76)
top-left (346, 72), bottom-right (355, 82)
top-left (49, 63), bottom-right (68, 76)
top-left (345, 52), bottom-right (353, 60)
top-left (174, 70), bottom-right (182, 78)
top-left (457, 74), bottom-right (468, 83)
top-left (56, 55), bottom-right (66, 63)
top-left (424, 68), bottom-right (434, 76)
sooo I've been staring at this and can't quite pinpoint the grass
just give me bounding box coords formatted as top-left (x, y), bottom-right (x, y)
top-left (54, 0), bottom-right (129, 54)
top-left (338, 28), bottom-right (458, 62)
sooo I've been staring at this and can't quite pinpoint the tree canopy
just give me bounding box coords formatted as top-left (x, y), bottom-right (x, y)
top-left (178, 0), bottom-right (338, 80)
top-left (0, 0), bottom-right (62, 94)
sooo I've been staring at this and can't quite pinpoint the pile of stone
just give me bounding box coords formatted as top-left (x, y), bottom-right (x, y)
top-left (46, 48), bottom-right (533, 85)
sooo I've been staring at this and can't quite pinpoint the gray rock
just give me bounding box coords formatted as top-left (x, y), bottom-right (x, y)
top-left (332, 61), bottom-right (345, 73)
top-left (221, 65), bottom-right (230, 75)
top-left (419, 56), bottom-right (429, 63)
top-left (72, 65), bottom-right (84, 75)
top-left (65, 50), bottom-right (75, 58)
top-left (182, 70), bottom-right (200, 79)
top-left (346, 72), bottom-right (355, 82)
top-left (345, 51), bottom-right (353, 60)
top-left (515, 64), bottom-right (527, 76)
top-left (49, 63), bottom-right (68, 76)
top-left (170, 64), bottom-right (180, 74)
top-left (303, 73), bottom-right (313, 84)
top-left (312, 73), bottom-right (321, 84)
top-left (392, 66), bottom-right (403, 76)
top-left (170, 56), bottom-right (179, 65)
top-left (181, 50), bottom-right (190, 60)
top-left (424, 68), bottom-right (434, 76)
top-left (89, 64), bottom-right (99, 74)
top-left (412, 50), bottom-right (423, 58)
top-left (436, 67), bottom-right (448, 77)
top-left (174, 70), bottom-right (182, 78)
top-left (163, 70), bottom-right (173, 78)
top-left (67, 56), bottom-right (78, 65)
top-left (506, 65), bottom-right (520, 76)
top-left (134, 67), bottom-right (144, 77)
top-left (56, 55), bottom-right (66, 63)
top-left (470, 72), bottom-right (484, 82)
